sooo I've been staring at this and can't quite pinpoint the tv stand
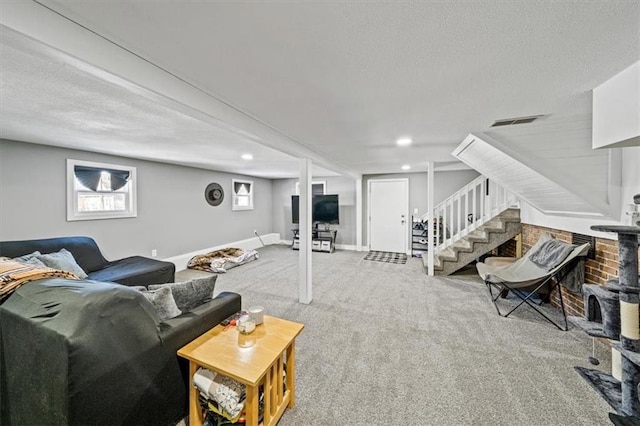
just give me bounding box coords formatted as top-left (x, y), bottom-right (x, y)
top-left (291, 229), bottom-right (337, 253)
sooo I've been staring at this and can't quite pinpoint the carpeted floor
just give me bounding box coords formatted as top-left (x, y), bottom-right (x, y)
top-left (176, 244), bottom-right (612, 425)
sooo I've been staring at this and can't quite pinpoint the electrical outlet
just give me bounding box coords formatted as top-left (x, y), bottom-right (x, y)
top-left (151, 249), bottom-right (157, 257)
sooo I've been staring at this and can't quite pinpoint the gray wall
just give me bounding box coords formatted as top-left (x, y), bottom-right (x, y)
top-left (361, 170), bottom-right (480, 245)
top-left (0, 140), bottom-right (273, 260)
top-left (271, 176), bottom-right (357, 246)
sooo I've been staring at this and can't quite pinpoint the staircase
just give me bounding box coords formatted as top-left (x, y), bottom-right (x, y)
top-left (420, 175), bottom-right (521, 276)
top-left (425, 208), bottom-right (521, 275)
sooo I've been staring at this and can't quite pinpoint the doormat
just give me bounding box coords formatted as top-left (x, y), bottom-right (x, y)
top-left (364, 251), bottom-right (407, 264)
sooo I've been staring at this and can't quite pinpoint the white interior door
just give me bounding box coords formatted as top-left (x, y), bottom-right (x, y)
top-left (368, 179), bottom-right (408, 253)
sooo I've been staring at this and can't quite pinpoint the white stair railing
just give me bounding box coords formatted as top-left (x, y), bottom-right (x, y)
top-left (421, 176), bottom-right (518, 274)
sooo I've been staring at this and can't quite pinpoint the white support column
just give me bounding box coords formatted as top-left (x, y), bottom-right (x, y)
top-left (298, 158), bottom-right (313, 304)
top-left (427, 162), bottom-right (435, 276)
top-left (356, 177), bottom-right (363, 251)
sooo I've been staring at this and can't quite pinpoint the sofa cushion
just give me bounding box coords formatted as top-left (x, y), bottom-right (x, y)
top-left (36, 249), bottom-right (88, 279)
top-left (87, 256), bottom-right (175, 287)
top-left (140, 286), bottom-right (182, 321)
top-left (148, 275), bottom-right (217, 312)
top-left (160, 291), bottom-right (242, 353)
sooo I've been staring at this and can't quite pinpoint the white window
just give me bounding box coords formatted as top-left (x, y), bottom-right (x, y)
top-left (67, 159), bottom-right (137, 221)
top-left (295, 181), bottom-right (326, 196)
top-left (232, 179), bottom-right (254, 211)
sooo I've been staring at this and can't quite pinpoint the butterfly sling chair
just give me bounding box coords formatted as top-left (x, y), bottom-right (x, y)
top-left (477, 233), bottom-right (590, 331)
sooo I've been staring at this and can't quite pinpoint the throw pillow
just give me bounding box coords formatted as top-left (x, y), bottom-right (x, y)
top-left (36, 249), bottom-right (88, 279)
top-left (148, 275), bottom-right (217, 312)
top-left (20, 257), bottom-right (49, 268)
top-left (529, 239), bottom-right (577, 271)
top-left (140, 286), bottom-right (182, 321)
top-left (13, 251), bottom-right (47, 268)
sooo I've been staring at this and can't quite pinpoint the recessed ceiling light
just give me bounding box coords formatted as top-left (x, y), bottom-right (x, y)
top-left (241, 153), bottom-right (253, 160)
top-left (396, 137), bottom-right (412, 147)
top-left (401, 164), bottom-right (411, 170)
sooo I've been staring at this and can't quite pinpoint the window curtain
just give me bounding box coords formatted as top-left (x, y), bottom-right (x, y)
top-left (74, 166), bottom-right (130, 191)
top-left (234, 182), bottom-right (251, 195)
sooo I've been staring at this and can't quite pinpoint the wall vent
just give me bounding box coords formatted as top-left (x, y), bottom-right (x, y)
top-left (572, 233), bottom-right (596, 260)
top-left (491, 115), bottom-right (544, 127)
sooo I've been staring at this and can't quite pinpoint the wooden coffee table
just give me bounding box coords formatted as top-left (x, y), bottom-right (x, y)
top-left (177, 315), bottom-right (304, 426)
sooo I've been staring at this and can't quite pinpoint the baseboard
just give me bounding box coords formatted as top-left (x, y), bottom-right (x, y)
top-left (163, 233), bottom-right (280, 270)
top-left (335, 244), bottom-right (358, 251)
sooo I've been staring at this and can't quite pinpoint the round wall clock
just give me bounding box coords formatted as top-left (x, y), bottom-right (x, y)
top-left (205, 183), bottom-right (224, 206)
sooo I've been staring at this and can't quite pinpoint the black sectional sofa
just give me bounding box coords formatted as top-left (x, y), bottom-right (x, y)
top-left (0, 236), bottom-right (241, 425)
top-left (0, 235), bottom-right (176, 286)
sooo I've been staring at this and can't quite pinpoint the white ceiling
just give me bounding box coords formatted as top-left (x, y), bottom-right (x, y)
top-left (0, 25), bottom-right (338, 178)
top-left (1, 1), bottom-right (639, 178)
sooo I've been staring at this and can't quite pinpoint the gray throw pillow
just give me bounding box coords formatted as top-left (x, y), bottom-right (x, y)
top-left (148, 275), bottom-right (217, 312)
top-left (36, 249), bottom-right (88, 278)
top-left (13, 251), bottom-right (47, 268)
top-left (140, 287), bottom-right (182, 321)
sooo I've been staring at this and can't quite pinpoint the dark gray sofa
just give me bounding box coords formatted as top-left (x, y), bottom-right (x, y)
top-left (0, 237), bottom-right (242, 425)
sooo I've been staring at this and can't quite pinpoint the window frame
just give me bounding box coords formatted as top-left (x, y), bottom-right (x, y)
top-left (231, 178), bottom-right (254, 211)
top-left (295, 181), bottom-right (326, 196)
top-left (66, 159), bottom-right (137, 221)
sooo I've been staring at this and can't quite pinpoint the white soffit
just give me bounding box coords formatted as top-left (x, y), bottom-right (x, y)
top-left (593, 60), bottom-right (640, 149)
top-left (485, 108), bottom-right (615, 207)
top-left (453, 133), bottom-right (613, 218)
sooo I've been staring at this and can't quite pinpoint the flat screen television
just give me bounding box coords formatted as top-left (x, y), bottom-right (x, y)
top-left (291, 194), bottom-right (339, 224)
top-left (292, 195), bottom-right (300, 224)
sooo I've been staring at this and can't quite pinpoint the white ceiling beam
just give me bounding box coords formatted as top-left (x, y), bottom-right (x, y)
top-left (0, 1), bottom-right (359, 179)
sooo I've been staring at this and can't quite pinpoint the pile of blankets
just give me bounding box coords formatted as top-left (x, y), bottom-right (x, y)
top-left (0, 257), bottom-right (78, 301)
top-left (194, 367), bottom-right (247, 423)
top-left (187, 248), bottom-right (259, 273)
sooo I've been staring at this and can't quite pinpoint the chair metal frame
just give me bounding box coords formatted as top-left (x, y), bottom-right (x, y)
top-left (485, 257), bottom-right (583, 331)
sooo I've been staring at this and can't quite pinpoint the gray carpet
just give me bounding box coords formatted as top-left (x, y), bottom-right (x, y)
top-left (177, 244), bottom-right (613, 425)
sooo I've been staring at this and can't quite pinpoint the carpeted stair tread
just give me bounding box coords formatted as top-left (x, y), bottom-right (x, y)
top-left (479, 220), bottom-right (506, 232)
top-left (467, 232), bottom-right (490, 243)
top-left (451, 239), bottom-right (473, 252)
top-left (438, 247), bottom-right (457, 262)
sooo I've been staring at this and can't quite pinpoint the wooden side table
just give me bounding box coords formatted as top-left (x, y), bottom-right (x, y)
top-left (178, 315), bottom-right (304, 426)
